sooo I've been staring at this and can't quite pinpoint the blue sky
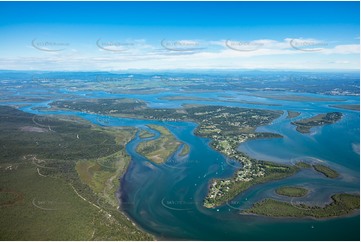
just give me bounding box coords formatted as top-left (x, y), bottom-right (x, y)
top-left (0, 1), bottom-right (359, 71)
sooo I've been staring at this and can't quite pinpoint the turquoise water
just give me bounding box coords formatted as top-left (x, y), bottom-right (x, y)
top-left (119, 110), bottom-right (360, 240)
top-left (5, 88), bottom-right (360, 240)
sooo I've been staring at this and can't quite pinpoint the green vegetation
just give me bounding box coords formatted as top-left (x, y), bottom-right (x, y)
top-left (179, 144), bottom-right (190, 157)
top-left (136, 124), bottom-right (181, 163)
top-left (313, 164), bottom-right (339, 178)
top-left (330, 104), bottom-right (360, 111)
top-left (138, 129), bottom-right (155, 139)
top-left (52, 98), bottom-right (147, 116)
top-left (275, 186), bottom-right (308, 197)
top-left (291, 112), bottom-right (343, 133)
top-left (244, 193), bottom-right (360, 218)
top-left (295, 161), bottom-right (312, 169)
top-left (50, 99), bottom-right (283, 126)
top-left (0, 106), bottom-right (152, 240)
top-left (76, 128), bottom-right (136, 208)
top-left (294, 161), bottom-right (338, 179)
top-left (287, 111), bottom-right (301, 119)
top-left (0, 109), bottom-right (119, 163)
top-left (0, 163), bottom-right (151, 240)
top-left (0, 189), bottom-right (23, 206)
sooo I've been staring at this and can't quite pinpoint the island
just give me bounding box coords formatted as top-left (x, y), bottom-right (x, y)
top-left (313, 164), bottom-right (339, 178)
top-left (275, 186), bottom-right (308, 197)
top-left (0, 106), bottom-right (152, 240)
top-left (295, 161), bottom-right (339, 178)
top-left (291, 112), bottom-right (343, 133)
top-left (136, 124), bottom-right (182, 163)
top-left (243, 193), bottom-right (359, 218)
top-left (286, 111), bottom-right (301, 119)
top-left (179, 143), bottom-right (190, 157)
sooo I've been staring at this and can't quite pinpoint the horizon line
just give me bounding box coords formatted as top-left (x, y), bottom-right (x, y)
top-left (0, 68), bottom-right (359, 73)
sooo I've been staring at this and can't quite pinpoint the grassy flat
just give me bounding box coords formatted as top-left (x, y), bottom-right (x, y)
top-left (139, 129), bottom-right (155, 139)
top-left (179, 144), bottom-right (190, 157)
top-left (295, 161), bottom-right (312, 168)
top-left (313, 164), bottom-right (339, 178)
top-left (244, 193), bottom-right (359, 218)
top-left (136, 124), bottom-right (181, 163)
top-left (287, 111), bottom-right (301, 119)
top-left (275, 186), bottom-right (308, 197)
top-left (76, 127), bottom-right (136, 208)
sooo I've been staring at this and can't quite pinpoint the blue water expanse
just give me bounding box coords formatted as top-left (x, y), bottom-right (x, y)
top-left (0, 72), bottom-right (359, 240)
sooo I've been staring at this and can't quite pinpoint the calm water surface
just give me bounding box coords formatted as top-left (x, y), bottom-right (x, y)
top-left (4, 88), bottom-right (360, 240)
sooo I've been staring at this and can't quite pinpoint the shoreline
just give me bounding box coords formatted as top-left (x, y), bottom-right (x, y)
top-left (41, 100), bottom-right (359, 234)
top-left (241, 192), bottom-right (360, 221)
top-left (115, 131), bottom-right (157, 240)
top-left (118, 159), bottom-right (168, 241)
top-left (240, 208), bottom-right (360, 221)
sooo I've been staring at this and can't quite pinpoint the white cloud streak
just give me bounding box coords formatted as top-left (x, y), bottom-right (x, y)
top-left (1, 38), bottom-right (359, 70)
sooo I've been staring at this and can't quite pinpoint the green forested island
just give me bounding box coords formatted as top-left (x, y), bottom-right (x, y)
top-left (313, 164), bottom-right (339, 178)
top-left (244, 193), bottom-right (359, 218)
top-left (291, 112), bottom-right (343, 133)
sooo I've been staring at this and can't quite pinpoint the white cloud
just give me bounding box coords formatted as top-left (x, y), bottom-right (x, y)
top-left (322, 44), bottom-right (360, 54)
top-left (0, 37), bottom-right (359, 70)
